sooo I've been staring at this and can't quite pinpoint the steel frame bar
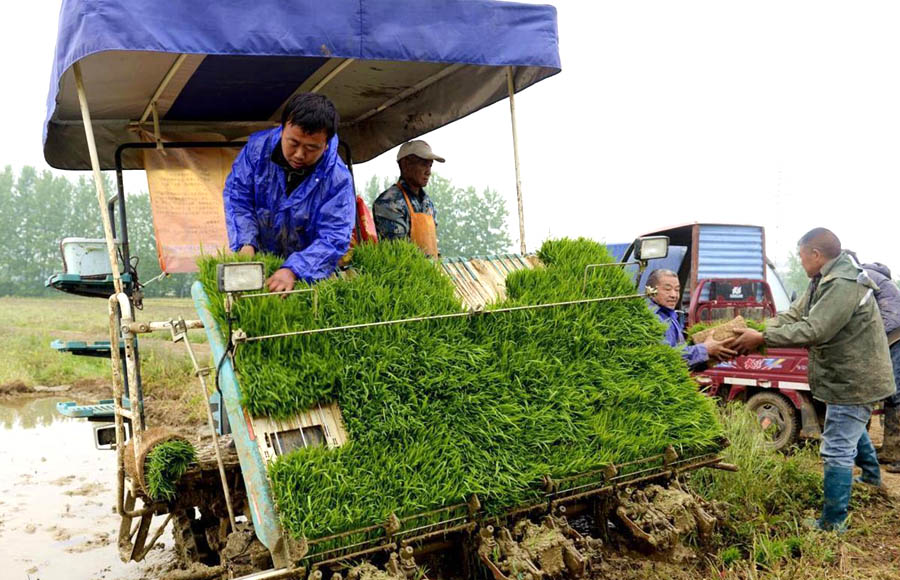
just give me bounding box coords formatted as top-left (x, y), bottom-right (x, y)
top-left (91, 96), bottom-right (157, 557)
top-left (73, 61), bottom-right (123, 295)
top-left (127, 319), bottom-right (205, 334)
top-left (140, 54), bottom-right (189, 124)
top-left (311, 58), bottom-right (354, 93)
top-left (193, 282), bottom-right (289, 567)
top-left (242, 292), bottom-right (651, 343)
top-left (174, 320), bottom-right (238, 530)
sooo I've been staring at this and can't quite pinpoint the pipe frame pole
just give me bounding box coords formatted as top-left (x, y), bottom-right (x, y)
top-left (73, 61), bottom-right (123, 294)
top-left (507, 66), bottom-right (527, 255)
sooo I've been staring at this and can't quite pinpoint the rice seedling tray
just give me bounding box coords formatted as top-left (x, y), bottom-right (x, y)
top-left (197, 239), bottom-right (726, 559)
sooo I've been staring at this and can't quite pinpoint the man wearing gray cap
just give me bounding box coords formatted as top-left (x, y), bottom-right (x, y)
top-left (372, 140), bottom-right (445, 257)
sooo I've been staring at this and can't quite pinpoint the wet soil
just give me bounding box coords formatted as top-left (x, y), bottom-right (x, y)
top-left (0, 379), bottom-right (31, 395)
top-left (0, 377), bottom-right (111, 402)
top-left (859, 418), bottom-right (900, 501)
top-left (0, 396), bottom-right (180, 579)
top-left (0, 373), bottom-right (205, 436)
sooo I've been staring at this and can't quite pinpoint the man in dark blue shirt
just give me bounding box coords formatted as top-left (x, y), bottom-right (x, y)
top-left (647, 269), bottom-right (735, 369)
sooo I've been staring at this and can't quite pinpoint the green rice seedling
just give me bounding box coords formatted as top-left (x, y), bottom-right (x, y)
top-left (746, 319), bottom-right (766, 332)
top-left (144, 440), bottom-right (197, 502)
top-left (199, 238), bottom-right (725, 544)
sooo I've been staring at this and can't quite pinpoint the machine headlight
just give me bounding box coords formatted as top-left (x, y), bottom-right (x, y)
top-left (217, 262), bottom-right (265, 293)
top-left (634, 236), bottom-right (669, 261)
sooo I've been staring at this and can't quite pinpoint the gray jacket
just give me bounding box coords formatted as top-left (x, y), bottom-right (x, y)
top-left (862, 262), bottom-right (900, 335)
top-left (764, 253), bottom-right (894, 405)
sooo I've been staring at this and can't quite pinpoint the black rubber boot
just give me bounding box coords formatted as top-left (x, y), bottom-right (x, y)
top-left (855, 432), bottom-right (882, 486)
top-left (879, 405), bottom-right (900, 464)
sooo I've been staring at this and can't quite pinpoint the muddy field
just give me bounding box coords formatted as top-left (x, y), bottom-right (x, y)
top-left (4, 388), bottom-right (900, 580)
top-left (0, 396), bottom-right (180, 579)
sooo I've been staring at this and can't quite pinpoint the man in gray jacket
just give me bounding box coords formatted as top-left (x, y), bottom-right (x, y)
top-left (733, 228), bottom-right (894, 531)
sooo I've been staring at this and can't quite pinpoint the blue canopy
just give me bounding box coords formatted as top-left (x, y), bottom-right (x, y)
top-left (44, 0), bottom-right (560, 170)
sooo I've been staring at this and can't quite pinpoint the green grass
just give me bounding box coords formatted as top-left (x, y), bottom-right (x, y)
top-left (689, 404), bottom-right (828, 574)
top-left (0, 295), bottom-right (203, 422)
top-left (0, 295), bottom-right (203, 339)
top-left (688, 404), bottom-right (900, 579)
top-left (199, 239), bottom-right (725, 544)
top-left (0, 330), bottom-right (108, 388)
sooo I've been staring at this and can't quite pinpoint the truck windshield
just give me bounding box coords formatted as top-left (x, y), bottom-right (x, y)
top-left (767, 264), bottom-right (792, 313)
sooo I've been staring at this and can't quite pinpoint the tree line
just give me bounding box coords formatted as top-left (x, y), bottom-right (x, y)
top-left (777, 250), bottom-right (900, 300)
top-left (0, 166), bottom-right (512, 297)
top-left (361, 174), bottom-right (511, 258)
top-left (0, 166), bottom-right (193, 297)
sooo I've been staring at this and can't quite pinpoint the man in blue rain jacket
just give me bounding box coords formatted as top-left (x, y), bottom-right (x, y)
top-left (224, 93), bottom-right (355, 292)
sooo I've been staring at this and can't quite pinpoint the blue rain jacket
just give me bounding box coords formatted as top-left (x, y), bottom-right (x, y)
top-left (648, 301), bottom-right (709, 369)
top-left (224, 128), bottom-right (355, 283)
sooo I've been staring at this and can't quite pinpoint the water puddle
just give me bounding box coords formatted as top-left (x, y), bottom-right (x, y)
top-left (0, 397), bottom-right (175, 579)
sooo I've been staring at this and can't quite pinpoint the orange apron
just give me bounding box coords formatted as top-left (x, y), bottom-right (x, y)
top-left (398, 182), bottom-right (438, 257)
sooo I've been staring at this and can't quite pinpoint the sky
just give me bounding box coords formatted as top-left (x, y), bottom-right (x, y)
top-left (4, 1), bottom-right (900, 272)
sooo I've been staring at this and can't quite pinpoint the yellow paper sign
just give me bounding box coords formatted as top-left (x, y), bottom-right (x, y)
top-left (143, 147), bottom-right (238, 273)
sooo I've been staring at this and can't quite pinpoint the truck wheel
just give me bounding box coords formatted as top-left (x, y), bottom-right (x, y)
top-left (746, 392), bottom-right (800, 450)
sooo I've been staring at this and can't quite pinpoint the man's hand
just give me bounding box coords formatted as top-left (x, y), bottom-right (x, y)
top-left (731, 328), bottom-right (765, 355)
top-left (238, 245), bottom-right (256, 257)
top-left (704, 337), bottom-right (737, 361)
top-left (266, 268), bottom-right (297, 294)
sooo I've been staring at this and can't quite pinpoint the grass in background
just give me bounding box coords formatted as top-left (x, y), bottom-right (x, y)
top-left (0, 331), bottom-right (108, 388)
top-left (0, 295), bottom-right (204, 422)
top-left (0, 295), bottom-right (205, 342)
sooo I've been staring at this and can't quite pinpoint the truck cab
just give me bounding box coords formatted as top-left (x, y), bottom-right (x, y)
top-left (618, 223), bottom-right (820, 450)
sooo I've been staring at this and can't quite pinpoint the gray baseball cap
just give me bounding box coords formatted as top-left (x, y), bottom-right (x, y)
top-left (396, 140), bottom-right (445, 163)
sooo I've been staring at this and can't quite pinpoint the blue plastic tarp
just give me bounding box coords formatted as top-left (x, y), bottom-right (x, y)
top-left (44, 0), bottom-right (560, 169)
top-left (50, 0), bottom-right (559, 71)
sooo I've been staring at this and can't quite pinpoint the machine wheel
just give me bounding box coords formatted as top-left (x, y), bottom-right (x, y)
top-left (746, 392), bottom-right (800, 450)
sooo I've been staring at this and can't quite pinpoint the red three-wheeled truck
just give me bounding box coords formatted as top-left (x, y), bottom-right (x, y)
top-left (616, 223), bottom-right (819, 451)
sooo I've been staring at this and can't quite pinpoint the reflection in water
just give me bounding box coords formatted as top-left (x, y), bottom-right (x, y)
top-left (0, 395), bottom-right (66, 429)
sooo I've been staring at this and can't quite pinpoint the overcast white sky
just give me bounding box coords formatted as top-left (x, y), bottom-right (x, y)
top-left (3, 1), bottom-right (900, 272)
